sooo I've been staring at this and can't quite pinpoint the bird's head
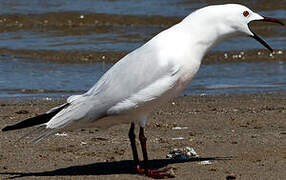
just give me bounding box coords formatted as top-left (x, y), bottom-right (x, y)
top-left (190, 4), bottom-right (284, 52)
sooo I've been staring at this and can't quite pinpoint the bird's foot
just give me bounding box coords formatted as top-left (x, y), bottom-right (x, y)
top-left (136, 165), bottom-right (175, 179)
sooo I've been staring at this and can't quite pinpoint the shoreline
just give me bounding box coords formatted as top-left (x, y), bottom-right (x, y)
top-left (1, 93), bottom-right (285, 179)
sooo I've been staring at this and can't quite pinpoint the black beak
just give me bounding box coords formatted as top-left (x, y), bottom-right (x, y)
top-left (249, 16), bottom-right (284, 53)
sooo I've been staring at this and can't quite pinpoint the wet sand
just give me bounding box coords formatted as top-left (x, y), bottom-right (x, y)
top-left (0, 93), bottom-right (285, 179)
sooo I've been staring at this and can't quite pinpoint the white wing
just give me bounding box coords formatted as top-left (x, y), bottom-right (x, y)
top-left (46, 29), bottom-right (182, 129)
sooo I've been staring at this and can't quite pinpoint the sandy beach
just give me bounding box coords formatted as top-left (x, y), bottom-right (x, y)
top-left (0, 1), bottom-right (285, 179)
top-left (0, 93), bottom-right (285, 179)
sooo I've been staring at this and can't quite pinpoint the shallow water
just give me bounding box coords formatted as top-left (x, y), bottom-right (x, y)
top-left (0, 0), bottom-right (199, 16)
top-left (0, 0), bottom-right (284, 53)
top-left (1, 56), bottom-right (285, 99)
top-left (0, 0), bottom-right (285, 99)
top-left (0, 0), bottom-right (284, 16)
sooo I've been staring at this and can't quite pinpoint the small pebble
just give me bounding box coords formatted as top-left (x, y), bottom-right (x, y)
top-left (226, 174), bottom-right (236, 180)
top-left (172, 127), bottom-right (188, 130)
top-left (169, 168), bottom-right (176, 177)
top-left (55, 132), bottom-right (68, 137)
top-left (15, 110), bottom-right (29, 114)
top-left (171, 137), bottom-right (184, 140)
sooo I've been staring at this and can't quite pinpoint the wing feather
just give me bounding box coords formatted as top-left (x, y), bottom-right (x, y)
top-left (46, 37), bottom-right (181, 129)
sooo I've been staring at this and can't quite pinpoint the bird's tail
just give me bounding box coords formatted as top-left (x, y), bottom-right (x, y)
top-left (2, 103), bottom-right (69, 132)
top-left (14, 124), bottom-right (57, 143)
top-left (2, 103), bottom-right (70, 143)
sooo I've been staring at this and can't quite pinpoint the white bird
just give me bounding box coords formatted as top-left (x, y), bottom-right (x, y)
top-left (2, 4), bottom-right (283, 178)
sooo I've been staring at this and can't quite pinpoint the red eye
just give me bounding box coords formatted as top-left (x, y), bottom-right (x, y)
top-left (243, 11), bottom-right (249, 17)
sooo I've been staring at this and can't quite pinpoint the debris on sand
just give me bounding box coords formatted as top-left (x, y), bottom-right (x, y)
top-left (167, 147), bottom-right (213, 165)
top-left (166, 146), bottom-right (198, 160)
top-left (81, 141), bottom-right (87, 145)
top-left (198, 160), bottom-right (212, 165)
top-left (172, 126), bottom-right (188, 130)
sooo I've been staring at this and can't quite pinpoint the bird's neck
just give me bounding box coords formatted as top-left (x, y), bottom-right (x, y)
top-left (180, 15), bottom-right (236, 63)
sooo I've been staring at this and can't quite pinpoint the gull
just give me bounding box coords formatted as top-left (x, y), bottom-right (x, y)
top-left (2, 4), bottom-right (283, 178)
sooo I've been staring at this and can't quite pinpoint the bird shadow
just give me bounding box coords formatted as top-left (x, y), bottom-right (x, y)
top-left (0, 156), bottom-right (231, 179)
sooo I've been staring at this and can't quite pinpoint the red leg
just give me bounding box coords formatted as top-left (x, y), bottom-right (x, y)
top-left (139, 126), bottom-right (149, 170)
top-left (138, 126), bottom-right (175, 179)
top-left (129, 123), bottom-right (174, 178)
